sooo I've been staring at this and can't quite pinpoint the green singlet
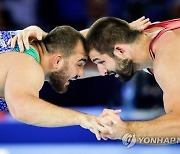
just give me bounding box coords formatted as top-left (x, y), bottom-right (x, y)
top-left (14, 45), bottom-right (40, 64)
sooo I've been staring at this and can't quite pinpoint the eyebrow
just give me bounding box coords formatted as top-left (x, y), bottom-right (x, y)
top-left (78, 58), bottom-right (88, 63)
top-left (92, 58), bottom-right (100, 63)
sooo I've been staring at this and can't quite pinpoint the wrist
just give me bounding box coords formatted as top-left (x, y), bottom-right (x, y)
top-left (79, 113), bottom-right (93, 128)
top-left (116, 121), bottom-right (130, 139)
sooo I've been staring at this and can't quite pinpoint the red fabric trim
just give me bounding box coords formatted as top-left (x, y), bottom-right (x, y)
top-left (144, 18), bottom-right (180, 75)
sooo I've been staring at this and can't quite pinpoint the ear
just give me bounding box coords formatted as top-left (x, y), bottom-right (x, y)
top-left (52, 54), bottom-right (64, 70)
top-left (113, 44), bottom-right (127, 59)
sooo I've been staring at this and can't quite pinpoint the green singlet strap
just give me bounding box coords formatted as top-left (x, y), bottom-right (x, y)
top-left (14, 45), bottom-right (40, 64)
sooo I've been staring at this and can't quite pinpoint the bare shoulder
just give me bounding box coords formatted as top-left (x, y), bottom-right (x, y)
top-left (6, 52), bottom-right (45, 92)
top-left (4, 53), bottom-right (45, 111)
top-left (153, 30), bottom-right (180, 83)
top-left (153, 31), bottom-right (180, 112)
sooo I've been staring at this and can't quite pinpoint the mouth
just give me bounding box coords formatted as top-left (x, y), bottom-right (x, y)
top-left (114, 73), bottom-right (119, 78)
top-left (65, 80), bottom-right (70, 86)
top-left (108, 71), bottom-right (119, 78)
top-left (65, 76), bottom-right (78, 85)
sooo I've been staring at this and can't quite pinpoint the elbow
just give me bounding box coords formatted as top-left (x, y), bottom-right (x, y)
top-left (5, 91), bottom-right (37, 124)
top-left (7, 99), bottom-right (33, 123)
top-left (9, 105), bottom-right (30, 123)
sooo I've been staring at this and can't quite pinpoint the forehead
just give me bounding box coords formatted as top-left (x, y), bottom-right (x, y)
top-left (69, 40), bottom-right (88, 60)
top-left (72, 40), bottom-right (87, 57)
top-left (89, 49), bottom-right (110, 60)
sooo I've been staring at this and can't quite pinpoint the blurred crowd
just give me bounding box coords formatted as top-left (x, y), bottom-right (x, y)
top-left (1, 0), bottom-right (180, 31)
top-left (0, 0), bottom-right (179, 120)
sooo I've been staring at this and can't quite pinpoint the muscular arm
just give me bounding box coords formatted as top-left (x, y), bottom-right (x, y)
top-left (4, 55), bottom-right (92, 127)
top-left (98, 32), bottom-right (180, 141)
top-left (125, 35), bottom-right (180, 138)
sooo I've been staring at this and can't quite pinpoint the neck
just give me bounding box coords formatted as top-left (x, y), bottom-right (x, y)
top-left (130, 33), bottom-right (154, 71)
top-left (32, 42), bottom-right (51, 79)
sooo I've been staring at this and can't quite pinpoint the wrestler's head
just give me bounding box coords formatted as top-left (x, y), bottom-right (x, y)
top-left (86, 17), bottom-right (142, 82)
top-left (43, 26), bottom-right (87, 93)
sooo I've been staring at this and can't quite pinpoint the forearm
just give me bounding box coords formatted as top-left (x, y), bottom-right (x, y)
top-left (126, 112), bottom-right (180, 138)
top-left (10, 96), bottom-right (88, 127)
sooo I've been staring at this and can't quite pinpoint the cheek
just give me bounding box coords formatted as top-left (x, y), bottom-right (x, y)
top-left (67, 62), bottom-right (75, 72)
top-left (68, 65), bottom-right (77, 75)
top-left (107, 61), bottom-right (116, 70)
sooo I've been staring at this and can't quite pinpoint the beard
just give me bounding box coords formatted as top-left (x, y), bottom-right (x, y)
top-left (49, 63), bottom-right (70, 93)
top-left (113, 57), bottom-right (135, 82)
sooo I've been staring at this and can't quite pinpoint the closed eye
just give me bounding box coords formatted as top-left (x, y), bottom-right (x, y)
top-left (98, 61), bottom-right (105, 64)
top-left (77, 63), bottom-right (83, 66)
top-left (77, 58), bottom-right (87, 66)
top-left (92, 58), bottom-right (105, 65)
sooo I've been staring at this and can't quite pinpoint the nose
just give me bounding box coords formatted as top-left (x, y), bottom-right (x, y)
top-left (77, 67), bottom-right (84, 78)
top-left (97, 64), bottom-right (107, 76)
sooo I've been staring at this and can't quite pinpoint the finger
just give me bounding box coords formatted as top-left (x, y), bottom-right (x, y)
top-left (106, 116), bottom-right (118, 125)
top-left (17, 34), bottom-right (24, 52)
top-left (35, 30), bottom-right (43, 40)
top-left (22, 32), bottom-right (30, 49)
top-left (96, 118), bottom-right (114, 134)
top-left (136, 16), bottom-right (145, 22)
top-left (139, 21), bottom-right (151, 31)
top-left (100, 133), bottom-right (108, 140)
top-left (102, 124), bottom-right (114, 135)
top-left (140, 18), bottom-right (150, 24)
top-left (93, 128), bottom-right (101, 141)
top-left (90, 128), bottom-right (95, 134)
top-left (10, 35), bottom-right (18, 48)
top-left (96, 117), bottom-right (112, 126)
top-left (101, 109), bottom-right (121, 117)
top-left (98, 115), bottom-right (118, 126)
top-left (94, 121), bottom-right (109, 134)
top-left (101, 112), bottom-right (120, 123)
top-left (97, 117), bottom-right (116, 132)
top-left (7, 38), bottom-right (11, 45)
top-left (113, 109), bottom-right (121, 114)
top-left (89, 128), bottom-right (100, 140)
top-left (102, 136), bottom-right (108, 140)
top-left (101, 109), bottom-right (114, 115)
top-left (37, 32), bottom-right (42, 40)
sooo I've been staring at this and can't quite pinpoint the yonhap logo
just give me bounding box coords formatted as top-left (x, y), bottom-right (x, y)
top-left (122, 133), bottom-right (136, 148)
top-left (122, 133), bottom-right (180, 147)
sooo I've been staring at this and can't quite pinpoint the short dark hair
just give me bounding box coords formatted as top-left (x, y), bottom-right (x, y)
top-left (86, 17), bottom-right (142, 56)
top-left (43, 26), bottom-right (86, 57)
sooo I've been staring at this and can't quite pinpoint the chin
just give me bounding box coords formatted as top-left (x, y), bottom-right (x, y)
top-left (51, 84), bottom-right (69, 94)
top-left (59, 89), bottom-right (68, 94)
top-left (58, 86), bottom-right (69, 94)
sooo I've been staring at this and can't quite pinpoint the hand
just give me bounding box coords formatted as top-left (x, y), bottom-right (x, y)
top-left (99, 109), bottom-right (121, 125)
top-left (8, 26), bottom-right (47, 52)
top-left (80, 114), bottom-right (113, 141)
top-left (96, 109), bottom-right (127, 140)
top-left (129, 16), bottom-right (151, 31)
